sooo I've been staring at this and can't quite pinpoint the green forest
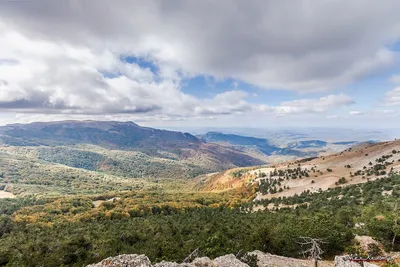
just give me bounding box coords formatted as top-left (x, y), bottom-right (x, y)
top-left (0, 173), bottom-right (399, 266)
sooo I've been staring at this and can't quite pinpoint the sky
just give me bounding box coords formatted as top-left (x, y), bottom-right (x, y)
top-left (0, 1), bottom-right (400, 129)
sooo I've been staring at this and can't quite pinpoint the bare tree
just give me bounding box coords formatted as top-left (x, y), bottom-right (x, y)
top-left (392, 201), bottom-right (399, 251)
top-left (183, 248), bottom-right (200, 263)
top-left (297, 236), bottom-right (325, 267)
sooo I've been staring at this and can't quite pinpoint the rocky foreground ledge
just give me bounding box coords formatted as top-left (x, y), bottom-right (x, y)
top-left (87, 251), bottom-right (383, 267)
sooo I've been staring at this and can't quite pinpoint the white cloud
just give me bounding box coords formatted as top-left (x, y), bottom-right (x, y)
top-left (0, 0), bottom-right (399, 94)
top-left (0, 1), bottom-right (399, 126)
top-left (349, 111), bottom-right (363, 115)
top-left (377, 109), bottom-right (396, 114)
top-left (194, 91), bottom-right (252, 116)
top-left (385, 87), bottom-right (400, 106)
top-left (0, 24), bottom-right (254, 119)
top-left (384, 73), bottom-right (400, 106)
top-left (326, 115), bottom-right (340, 119)
top-left (259, 94), bottom-right (354, 115)
top-left (389, 75), bottom-right (400, 84)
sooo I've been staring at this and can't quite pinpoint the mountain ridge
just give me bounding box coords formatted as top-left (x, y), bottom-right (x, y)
top-left (198, 138), bottom-right (400, 196)
top-left (0, 121), bottom-right (266, 179)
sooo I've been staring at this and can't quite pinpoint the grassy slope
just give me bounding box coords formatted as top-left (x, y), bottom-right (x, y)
top-left (197, 140), bottom-right (400, 197)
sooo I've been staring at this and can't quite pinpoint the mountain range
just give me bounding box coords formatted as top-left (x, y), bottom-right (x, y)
top-left (0, 121), bottom-right (266, 180)
top-left (0, 121), bottom-right (362, 182)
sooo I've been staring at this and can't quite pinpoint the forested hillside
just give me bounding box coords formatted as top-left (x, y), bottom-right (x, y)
top-left (0, 121), bottom-right (266, 180)
top-left (0, 173), bottom-right (399, 266)
top-left (0, 122), bottom-right (399, 266)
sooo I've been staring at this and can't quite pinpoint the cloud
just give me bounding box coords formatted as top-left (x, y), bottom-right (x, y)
top-left (349, 110), bottom-right (363, 115)
top-left (326, 115), bottom-right (340, 119)
top-left (259, 94), bottom-right (354, 115)
top-left (194, 91), bottom-right (252, 116)
top-left (0, 1), bottom-right (399, 126)
top-left (0, 0), bottom-right (399, 94)
top-left (0, 24), bottom-right (253, 118)
top-left (389, 75), bottom-right (400, 84)
top-left (384, 73), bottom-right (400, 106)
top-left (377, 109), bottom-right (396, 114)
top-left (385, 87), bottom-right (400, 106)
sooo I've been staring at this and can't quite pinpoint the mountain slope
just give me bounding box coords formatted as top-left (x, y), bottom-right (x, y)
top-left (0, 121), bottom-right (200, 151)
top-left (199, 131), bottom-right (321, 160)
top-left (286, 140), bottom-right (327, 149)
top-left (200, 131), bottom-right (279, 155)
top-left (0, 121), bottom-right (266, 179)
top-left (199, 139), bottom-right (400, 197)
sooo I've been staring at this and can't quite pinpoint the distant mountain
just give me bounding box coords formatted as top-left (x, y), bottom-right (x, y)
top-left (0, 121), bottom-right (200, 151)
top-left (286, 140), bottom-right (327, 149)
top-left (0, 121), bottom-right (266, 178)
top-left (332, 141), bottom-right (358, 145)
top-left (200, 131), bottom-right (316, 157)
top-left (200, 131), bottom-right (279, 155)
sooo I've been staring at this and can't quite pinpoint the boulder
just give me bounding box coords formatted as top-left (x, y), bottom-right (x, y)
top-left (87, 254), bottom-right (152, 267)
top-left (87, 254), bottom-right (248, 267)
top-left (333, 256), bottom-right (378, 267)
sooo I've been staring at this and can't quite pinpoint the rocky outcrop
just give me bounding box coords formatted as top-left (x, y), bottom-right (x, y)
top-left (87, 254), bottom-right (152, 267)
top-left (333, 256), bottom-right (378, 267)
top-left (250, 250), bottom-right (332, 266)
top-left (87, 253), bottom-right (390, 267)
top-left (87, 254), bottom-right (249, 267)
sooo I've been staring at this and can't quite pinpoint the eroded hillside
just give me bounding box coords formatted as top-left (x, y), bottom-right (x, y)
top-left (199, 139), bottom-right (400, 202)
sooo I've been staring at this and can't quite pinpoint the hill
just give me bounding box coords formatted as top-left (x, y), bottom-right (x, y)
top-left (200, 132), bottom-right (279, 154)
top-left (0, 121), bottom-right (202, 151)
top-left (1, 129), bottom-right (399, 266)
top-left (286, 140), bottom-right (327, 149)
top-left (199, 132), bottom-right (357, 164)
top-left (0, 121), bottom-right (266, 182)
top-left (200, 132), bottom-right (313, 156)
top-left (199, 139), bottom-right (400, 200)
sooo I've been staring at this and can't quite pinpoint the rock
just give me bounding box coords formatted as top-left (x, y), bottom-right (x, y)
top-left (154, 261), bottom-right (193, 267)
top-left (87, 254), bottom-right (248, 267)
top-left (154, 262), bottom-right (192, 267)
top-left (353, 235), bottom-right (385, 256)
top-left (87, 254), bottom-right (152, 267)
top-left (191, 257), bottom-right (216, 267)
top-left (333, 256), bottom-right (378, 267)
top-left (333, 256), bottom-right (361, 267)
top-left (250, 250), bottom-right (332, 267)
top-left (213, 254), bottom-right (249, 267)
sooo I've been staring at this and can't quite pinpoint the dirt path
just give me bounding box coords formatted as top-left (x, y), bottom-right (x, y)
top-left (0, 190), bottom-right (16, 199)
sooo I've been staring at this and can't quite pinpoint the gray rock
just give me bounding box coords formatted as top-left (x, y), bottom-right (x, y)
top-left (333, 256), bottom-right (378, 267)
top-left (213, 254), bottom-right (249, 267)
top-left (87, 254), bottom-right (152, 267)
top-left (87, 254), bottom-right (247, 267)
top-left (191, 257), bottom-right (216, 267)
top-left (154, 261), bottom-right (196, 267)
top-left (250, 250), bottom-right (319, 267)
top-left (154, 262), bottom-right (193, 267)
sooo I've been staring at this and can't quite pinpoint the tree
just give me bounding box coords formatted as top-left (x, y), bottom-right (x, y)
top-left (297, 237), bottom-right (325, 267)
top-left (392, 201), bottom-right (399, 251)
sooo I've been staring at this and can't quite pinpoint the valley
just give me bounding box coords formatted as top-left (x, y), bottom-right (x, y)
top-left (0, 121), bottom-right (399, 266)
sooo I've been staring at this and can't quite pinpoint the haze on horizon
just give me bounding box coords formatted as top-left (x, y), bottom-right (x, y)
top-left (0, 0), bottom-right (400, 129)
